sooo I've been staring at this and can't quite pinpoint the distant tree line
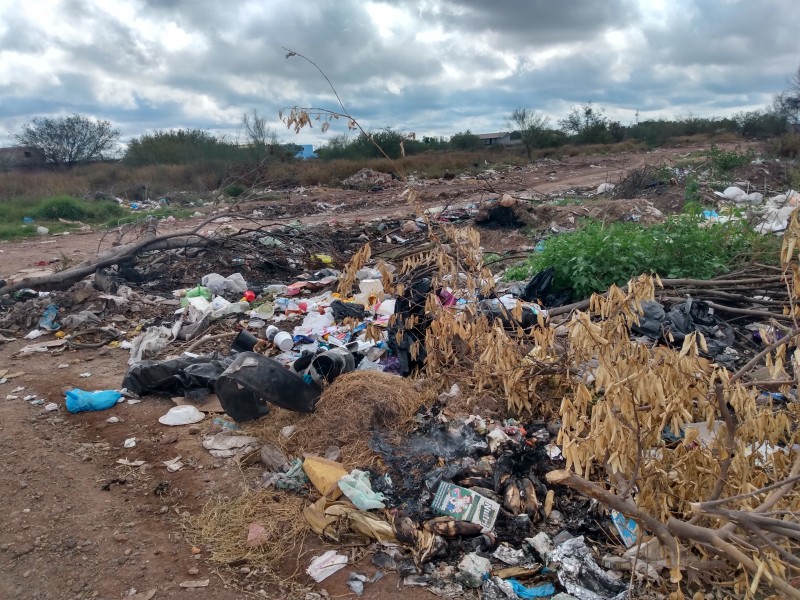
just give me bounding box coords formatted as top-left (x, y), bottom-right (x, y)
top-left (10, 65), bottom-right (800, 168)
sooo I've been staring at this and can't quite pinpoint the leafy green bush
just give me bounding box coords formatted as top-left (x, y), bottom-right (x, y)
top-left (505, 217), bottom-right (777, 298)
top-left (35, 196), bottom-right (125, 222)
top-left (707, 144), bottom-right (753, 173)
top-left (35, 196), bottom-right (90, 220)
top-left (225, 184), bottom-right (246, 198)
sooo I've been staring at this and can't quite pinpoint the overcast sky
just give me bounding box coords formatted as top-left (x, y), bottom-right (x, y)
top-left (1, 0), bottom-right (799, 149)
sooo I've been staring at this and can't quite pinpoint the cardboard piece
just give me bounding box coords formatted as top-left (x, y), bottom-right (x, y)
top-left (303, 456), bottom-right (347, 499)
top-left (432, 481), bottom-right (500, 530)
top-left (172, 393), bottom-right (225, 413)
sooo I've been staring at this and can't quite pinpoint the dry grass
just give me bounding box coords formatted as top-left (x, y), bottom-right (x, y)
top-left (185, 490), bottom-right (309, 568)
top-left (0, 162), bottom-right (222, 202)
top-left (183, 490), bottom-right (312, 598)
top-left (247, 370), bottom-right (429, 469)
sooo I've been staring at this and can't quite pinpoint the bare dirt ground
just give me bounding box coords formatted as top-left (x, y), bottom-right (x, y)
top-left (0, 142), bottom-right (747, 600)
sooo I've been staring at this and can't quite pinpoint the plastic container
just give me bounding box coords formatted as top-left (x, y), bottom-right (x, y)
top-left (65, 389), bottom-right (122, 413)
top-left (232, 330), bottom-right (260, 352)
top-left (307, 347), bottom-right (356, 384)
top-left (255, 301), bottom-right (275, 319)
top-left (273, 331), bottom-right (294, 351)
top-left (212, 301), bottom-right (250, 319)
top-left (264, 284), bottom-right (288, 295)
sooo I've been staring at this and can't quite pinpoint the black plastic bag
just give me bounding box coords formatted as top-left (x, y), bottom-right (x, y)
top-left (330, 299), bottom-right (367, 322)
top-left (122, 354), bottom-right (232, 397)
top-left (215, 352), bottom-right (321, 421)
top-left (387, 278), bottom-right (431, 376)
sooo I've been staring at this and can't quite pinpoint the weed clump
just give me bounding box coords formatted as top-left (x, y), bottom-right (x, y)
top-left (506, 216), bottom-right (778, 298)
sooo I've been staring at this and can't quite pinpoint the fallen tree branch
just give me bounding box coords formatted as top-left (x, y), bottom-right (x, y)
top-left (0, 213), bottom-right (247, 296)
top-left (546, 469), bottom-right (800, 599)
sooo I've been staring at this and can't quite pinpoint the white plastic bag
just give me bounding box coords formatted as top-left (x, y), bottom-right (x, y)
top-left (338, 469), bottom-right (386, 510)
top-left (201, 272), bottom-right (248, 296)
top-left (128, 325), bottom-right (174, 365)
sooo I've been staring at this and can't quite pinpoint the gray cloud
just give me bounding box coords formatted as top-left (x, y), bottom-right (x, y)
top-left (0, 0), bottom-right (799, 147)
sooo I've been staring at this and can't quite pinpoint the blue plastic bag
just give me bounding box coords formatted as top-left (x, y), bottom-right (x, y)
top-left (65, 389), bottom-right (122, 413)
top-left (38, 304), bottom-right (60, 331)
top-left (508, 579), bottom-right (556, 598)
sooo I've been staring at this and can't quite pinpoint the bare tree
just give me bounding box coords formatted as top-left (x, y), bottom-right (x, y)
top-left (13, 114), bottom-right (120, 168)
top-left (241, 109), bottom-right (279, 150)
top-left (558, 103), bottom-right (610, 143)
top-left (774, 65), bottom-right (800, 129)
top-left (507, 107), bottom-right (550, 160)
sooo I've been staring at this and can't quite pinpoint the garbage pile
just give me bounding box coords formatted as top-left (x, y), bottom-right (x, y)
top-left (1, 201), bottom-right (799, 599)
top-left (713, 186), bottom-right (800, 233)
top-left (342, 168), bottom-right (401, 192)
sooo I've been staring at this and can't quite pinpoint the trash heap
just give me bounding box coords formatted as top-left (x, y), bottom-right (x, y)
top-left (1, 200), bottom-right (799, 599)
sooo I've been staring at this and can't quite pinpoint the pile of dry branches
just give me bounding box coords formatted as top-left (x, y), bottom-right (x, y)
top-left (336, 197), bottom-right (800, 597)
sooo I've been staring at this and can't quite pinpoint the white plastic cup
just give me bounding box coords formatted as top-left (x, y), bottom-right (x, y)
top-left (256, 301), bottom-right (275, 319)
top-left (273, 331), bottom-right (294, 351)
top-left (265, 325), bottom-right (280, 341)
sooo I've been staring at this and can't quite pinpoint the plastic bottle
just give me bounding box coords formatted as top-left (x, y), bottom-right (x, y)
top-left (212, 301), bottom-right (250, 319)
top-left (264, 284), bottom-right (288, 295)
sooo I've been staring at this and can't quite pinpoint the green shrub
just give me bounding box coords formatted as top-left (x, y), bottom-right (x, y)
top-left (36, 196), bottom-right (91, 220)
top-left (35, 196), bottom-right (125, 222)
top-left (505, 217), bottom-right (778, 298)
top-left (225, 184), bottom-right (246, 198)
top-left (707, 144), bottom-right (753, 173)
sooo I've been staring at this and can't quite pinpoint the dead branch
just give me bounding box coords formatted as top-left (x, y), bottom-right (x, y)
top-left (546, 469), bottom-right (800, 599)
top-left (729, 327), bottom-right (800, 384)
top-left (0, 213), bottom-right (247, 296)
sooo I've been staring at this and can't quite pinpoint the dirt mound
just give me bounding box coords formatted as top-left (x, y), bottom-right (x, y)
top-left (526, 198), bottom-right (664, 231)
top-left (474, 202), bottom-right (532, 228)
top-left (341, 168), bottom-right (398, 191)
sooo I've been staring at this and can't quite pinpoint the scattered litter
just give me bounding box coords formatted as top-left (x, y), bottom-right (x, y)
top-left (610, 510), bottom-right (639, 548)
top-left (456, 552), bottom-right (491, 588)
top-left (508, 580), bottom-right (557, 599)
top-left (106, 416), bottom-right (120, 424)
top-left (178, 580), bottom-right (209, 589)
top-left (79, 372), bottom-right (92, 378)
top-left (65, 389), bottom-right (122, 413)
top-left (44, 402), bottom-right (59, 412)
top-left (117, 459), bottom-right (145, 467)
top-left (162, 456), bottom-right (184, 472)
top-left (432, 482), bottom-right (500, 530)
top-left (303, 456), bottom-right (348, 499)
top-left (246, 523), bottom-right (269, 548)
top-left (306, 550), bottom-right (348, 582)
top-left (123, 438), bottom-right (137, 449)
top-left (201, 434), bottom-right (260, 458)
top-left (552, 536), bottom-right (628, 600)
top-left (338, 469), bottom-right (386, 510)
top-left (158, 405), bottom-right (205, 426)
